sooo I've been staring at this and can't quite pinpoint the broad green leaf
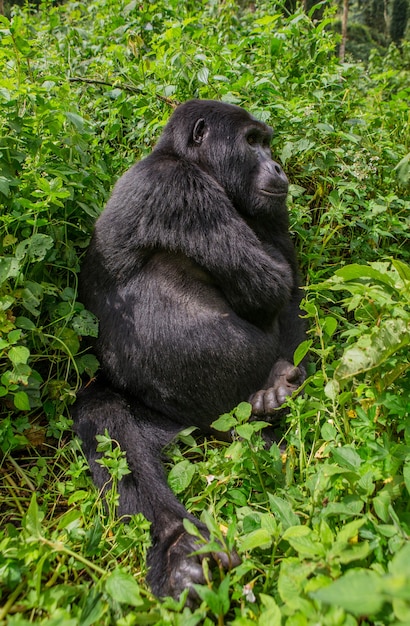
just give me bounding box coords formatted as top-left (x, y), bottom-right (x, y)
top-left (236, 423), bottom-right (255, 440)
top-left (282, 526), bottom-right (325, 557)
top-left (239, 529), bottom-right (272, 552)
top-left (278, 558), bottom-right (316, 610)
top-left (53, 328), bottom-right (80, 355)
top-left (336, 518), bottom-right (366, 543)
top-left (331, 445), bottom-right (362, 470)
top-left (14, 390), bottom-right (30, 411)
top-left (78, 590), bottom-right (106, 626)
top-left (322, 497), bottom-right (364, 518)
top-left (212, 413), bottom-right (236, 432)
top-left (323, 316), bottom-right (338, 337)
top-left (193, 585), bottom-right (222, 617)
top-left (76, 353), bottom-right (100, 377)
top-left (389, 542), bottom-right (410, 579)
top-left (0, 257), bottom-right (19, 283)
top-left (8, 345), bottom-right (30, 365)
top-left (105, 569), bottom-right (144, 607)
top-left (334, 263), bottom-right (395, 287)
top-left (259, 594), bottom-right (281, 626)
top-left (72, 309), bottom-right (99, 337)
top-left (15, 234), bottom-right (54, 262)
top-left (197, 67), bottom-right (209, 84)
top-left (227, 488), bottom-right (248, 506)
top-left (168, 459), bottom-right (196, 493)
top-left (311, 569), bottom-right (384, 615)
top-left (65, 111), bottom-right (88, 130)
top-left (234, 402), bottom-right (252, 422)
top-left (324, 379), bottom-right (339, 401)
top-left (336, 542), bottom-right (371, 565)
top-left (392, 258), bottom-right (410, 283)
top-left (268, 494), bottom-right (300, 529)
top-left (335, 318), bottom-right (410, 379)
top-left (394, 152), bottom-right (410, 186)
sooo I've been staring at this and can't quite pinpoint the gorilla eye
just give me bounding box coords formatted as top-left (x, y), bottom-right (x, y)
top-left (247, 134), bottom-right (258, 146)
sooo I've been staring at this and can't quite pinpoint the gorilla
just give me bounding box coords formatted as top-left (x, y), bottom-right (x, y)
top-left (73, 99), bottom-right (306, 604)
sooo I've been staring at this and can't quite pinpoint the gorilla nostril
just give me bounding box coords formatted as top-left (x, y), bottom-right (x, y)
top-left (275, 164), bottom-right (282, 174)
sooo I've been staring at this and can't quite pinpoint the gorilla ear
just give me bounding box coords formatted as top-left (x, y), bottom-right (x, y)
top-left (192, 118), bottom-right (206, 145)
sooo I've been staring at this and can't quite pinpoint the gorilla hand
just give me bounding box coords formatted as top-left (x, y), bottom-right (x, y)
top-left (249, 359), bottom-right (305, 417)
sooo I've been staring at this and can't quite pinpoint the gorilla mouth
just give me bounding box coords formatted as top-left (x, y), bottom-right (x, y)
top-left (261, 189), bottom-right (288, 197)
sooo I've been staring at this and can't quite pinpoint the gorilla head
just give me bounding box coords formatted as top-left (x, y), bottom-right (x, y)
top-left (156, 100), bottom-right (289, 216)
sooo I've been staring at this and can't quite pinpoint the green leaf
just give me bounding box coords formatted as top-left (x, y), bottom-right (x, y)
top-left (227, 488), bottom-right (248, 506)
top-left (105, 569), bottom-right (144, 607)
top-left (8, 345), bottom-right (30, 365)
top-left (259, 594), bottom-right (281, 626)
top-left (282, 526), bottom-right (325, 557)
top-left (294, 339), bottom-right (312, 366)
top-left (334, 263), bottom-right (395, 287)
top-left (311, 569), bottom-right (384, 615)
top-left (76, 353), bottom-right (100, 377)
top-left (392, 258), bottom-right (410, 283)
top-left (336, 318), bottom-right (410, 379)
top-left (388, 541), bottom-right (410, 579)
top-left (212, 413), bottom-right (236, 432)
top-left (197, 67), bottom-right (209, 84)
top-left (234, 402), bottom-right (252, 422)
top-left (24, 493), bottom-right (43, 537)
top-left (78, 590), bottom-right (106, 626)
top-left (15, 234), bottom-right (54, 262)
top-left (72, 309), bottom-right (99, 337)
top-left (331, 445), bottom-right (362, 470)
top-left (168, 459), bottom-right (196, 494)
top-left (53, 328), bottom-right (80, 355)
top-left (240, 529), bottom-right (272, 552)
top-left (0, 257), bottom-right (19, 283)
top-left (236, 424), bottom-right (255, 440)
top-left (268, 494), bottom-right (300, 529)
top-left (14, 390), bottom-right (30, 411)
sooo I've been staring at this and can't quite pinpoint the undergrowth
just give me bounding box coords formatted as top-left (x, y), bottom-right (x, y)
top-left (0, 0), bottom-right (409, 624)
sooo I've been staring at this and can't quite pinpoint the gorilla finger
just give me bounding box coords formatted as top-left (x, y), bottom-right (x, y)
top-left (286, 365), bottom-right (302, 384)
top-left (276, 384), bottom-right (294, 406)
top-left (263, 387), bottom-right (280, 413)
top-left (249, 390), bottom-right (266, 415)
top-left (211, 548), bottom-right (241, 570)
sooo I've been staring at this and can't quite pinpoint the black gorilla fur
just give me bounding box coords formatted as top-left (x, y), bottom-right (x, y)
top-left (73, 99), bottom-right (306, 604)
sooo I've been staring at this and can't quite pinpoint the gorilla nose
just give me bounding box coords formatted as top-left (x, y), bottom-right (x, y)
top-left (261, 160), bottom-right (288, 195)
top-left (271, 161), bottom-right (288, 185)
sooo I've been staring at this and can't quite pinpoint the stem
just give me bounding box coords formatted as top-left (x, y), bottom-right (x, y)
top-left (39, 537), bottom-right (107, 576)
top-left (0, 581), bottom-right (26, 621)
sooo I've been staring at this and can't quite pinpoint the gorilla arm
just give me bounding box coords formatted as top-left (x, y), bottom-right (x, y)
top-left (96, 156), bottom-right (293, 324)
top-left (250, 283), bottom-right (306, 415)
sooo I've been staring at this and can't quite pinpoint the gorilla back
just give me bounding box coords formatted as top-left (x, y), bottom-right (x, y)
top-left (73, 99), bottom-right (306, 604)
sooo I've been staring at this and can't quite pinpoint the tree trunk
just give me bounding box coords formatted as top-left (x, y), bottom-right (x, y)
top-left (339, 0), bottom-right (349, 62)
top-left (390, 0), bottom-right (409, 43)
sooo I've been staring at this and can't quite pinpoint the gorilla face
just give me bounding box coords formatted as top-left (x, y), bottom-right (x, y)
top-left (156, 99), bottom-right (289, 217)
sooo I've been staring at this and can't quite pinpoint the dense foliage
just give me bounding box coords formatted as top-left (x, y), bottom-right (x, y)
top-left (0, 0), bottom-right (409, 624)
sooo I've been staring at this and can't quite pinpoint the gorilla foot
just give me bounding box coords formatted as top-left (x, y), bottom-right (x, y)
top-left (249, 359), bottom-right (305, 417)
top-left (147, 527), bottom-right (240, 608)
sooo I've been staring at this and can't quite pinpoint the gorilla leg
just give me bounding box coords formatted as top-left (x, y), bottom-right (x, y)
top-left (72, 380), bottom-right (239, 604)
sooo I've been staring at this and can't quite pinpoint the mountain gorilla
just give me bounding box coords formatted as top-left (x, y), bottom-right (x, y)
top-left (73, 99), bottom-right (306, 604)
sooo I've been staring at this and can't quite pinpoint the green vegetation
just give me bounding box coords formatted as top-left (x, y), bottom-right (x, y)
top-left (0, 0), bottom-right (409, 624)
